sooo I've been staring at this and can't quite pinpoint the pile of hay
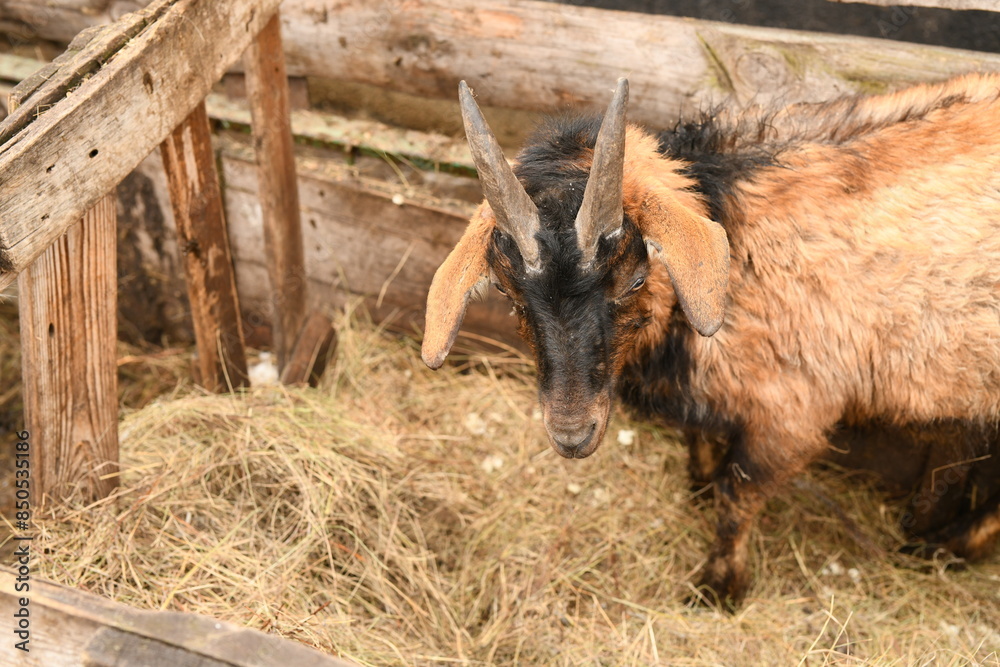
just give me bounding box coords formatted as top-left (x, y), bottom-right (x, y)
top-left (34, 314), bottom-right (1000, 666)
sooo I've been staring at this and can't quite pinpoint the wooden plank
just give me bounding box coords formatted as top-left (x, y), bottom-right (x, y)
top-left (18, 193), bottom-right (118, 505)
top-left (6, 1), bottom-right (1000, 125)
top-left (218, 143), bottom-right (521, 351)
top-left (278, 0), bottom-right (1000, 122)
top-left (205, 92), bottom-right (474, 171)
top-left (160, 101), bottom-right (249, 392)
top-left (0, 568), bottom-right (359, 666)
top-left (0, 0), bottom-right (282, 286)
top-left (0, 53), bottom-right (54, 83)
top-left (832, 0), bottom-right (999, 10)
top-left (0, 51), bottom-right (476, 170)
top-left (242, 11), bottom-right (307, 372)
top-left (279, 311), bottom-right (336, 386)
top-left (2, 3), bottom-right (174, 148)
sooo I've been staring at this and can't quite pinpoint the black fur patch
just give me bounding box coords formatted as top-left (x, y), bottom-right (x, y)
top-left (618, 303), bottom-right (737, 435)
top-left (488, 114), bottom-right (651, 401)
top-left (657, 114), bottom-right (777, 227)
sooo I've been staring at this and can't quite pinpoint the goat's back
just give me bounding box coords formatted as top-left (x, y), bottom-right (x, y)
top-left (701, 75), bottom-right (1000, 428)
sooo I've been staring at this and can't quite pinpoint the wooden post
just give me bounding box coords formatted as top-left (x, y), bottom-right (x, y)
top-left (19, 193), bottom-right (119, 505)
top-left (160, 101), bottom-right (249, 392)
top-left (243, 11), bottom-right (307, 372)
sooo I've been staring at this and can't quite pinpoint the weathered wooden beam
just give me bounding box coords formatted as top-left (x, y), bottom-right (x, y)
top-left (205, 92), bottom-right (475, 171)
top-left (218, 141), bottom-right (521, 351)
top-left (0, 568), bottom-right (360, 666)
top-left (832, 0), bottom-right (999, 10)
top-left (279, 311), bottom-right (336, 386)
top-left (0, 0), bottom-right (282, 286)
top-left (6, 1), bottom-right (1000, 127)
top-left (18, 193), bottom-right (118, 505)
top-left (2, 1), bottom-right (173, 148)
top-left (243, 11), bottom-right (308, 372)
top-left (280, 0), bottom-right (1000, 123)
top-left (160, 101), bottom-right (249, 392)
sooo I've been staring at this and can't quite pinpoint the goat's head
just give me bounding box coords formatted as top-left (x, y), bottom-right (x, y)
top-left (423, 79), bottom-right (730, 458)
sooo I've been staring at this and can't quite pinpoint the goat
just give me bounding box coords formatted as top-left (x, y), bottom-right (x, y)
top-left (422, 74), bottom-right (1000, 607)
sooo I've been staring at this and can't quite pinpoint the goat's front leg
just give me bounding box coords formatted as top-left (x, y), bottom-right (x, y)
top-left (693, 425), bottom-right (826, 609)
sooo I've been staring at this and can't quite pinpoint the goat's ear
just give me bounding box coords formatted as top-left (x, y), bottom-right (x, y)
top-left (422, 204), bottom-right (494, 369)
top-left (636, 193), bottom-right (730, 336)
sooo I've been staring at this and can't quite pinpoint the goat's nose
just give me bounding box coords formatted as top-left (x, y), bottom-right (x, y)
top-left (548, 420), bottom-right (598, 458)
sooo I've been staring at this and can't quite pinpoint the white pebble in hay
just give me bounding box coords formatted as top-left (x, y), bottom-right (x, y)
top-left (249, 352), bottom-right (279, 385)
top-left (819, 560), bottom-right (845, 577)
top-left (590, 487), bottom-right (611, 507)
top-left (464, 412), bottom-right (488, 436)
top-left (480, 454), bottom-right (504, 474)
top-left (566, 482), bottom-right (583, 495)
top-left (847, 567), bottom-right (861, 584)
top-left (939, 621), bottom-right (961, 638)
top-left (617, 429), bottom-right (635, 446)
top-left (391, 193), bottom-right (405, 206)
top-left (532, 407), bottom-right (543, 421)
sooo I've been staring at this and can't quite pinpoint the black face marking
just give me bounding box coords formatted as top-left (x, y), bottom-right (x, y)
top-left (488, 111), bottom-right (778, 454)
top-left (483, 115), bottom-right (656, 458)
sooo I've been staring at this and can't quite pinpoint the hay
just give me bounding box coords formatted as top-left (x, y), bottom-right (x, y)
top-left (33, 314), bottom-right (1000, 666)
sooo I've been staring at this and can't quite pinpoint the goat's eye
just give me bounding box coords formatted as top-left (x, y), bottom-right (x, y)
top-left (494, 283), bottom-right (508, 295)
top-left (629, 276), bottom-right (646, 292)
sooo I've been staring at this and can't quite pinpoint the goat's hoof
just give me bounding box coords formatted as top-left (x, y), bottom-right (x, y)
top-left (686, 566), bottom-right (747, 612)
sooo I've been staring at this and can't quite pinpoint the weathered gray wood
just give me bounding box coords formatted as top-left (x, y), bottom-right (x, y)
top-left (832, 0), bottom-right (999, 10)
top-left (2, 3), bottom-right (173, 147)
top-left (243, 11), bottom-right (308, 372)
top-left (0, 568), bottom-right (359, 667)
top-left (0, 0), bottom-right (282, 286)
top-left (0, 52), bottom-right (54, 84)
top-left (219, 141), bottom-right (520, 350)
top-left (0, 1), bottom-right (146, 44)
top-left (205, 93), bottom-right (474, 171)
top-left (281, 0), bottom-right (1000, 122)
top-left (18, 193), bottom-right (118, 505)
top-left (5, 0), bottom-right (1000, 127)
top-left (160, 101), bottom-right (249, 392)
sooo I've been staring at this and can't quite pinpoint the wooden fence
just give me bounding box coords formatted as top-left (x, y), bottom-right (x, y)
top-left (0, 0), bottom-right (996, 661)
top-left (0, 0), bottom-right (336, 507)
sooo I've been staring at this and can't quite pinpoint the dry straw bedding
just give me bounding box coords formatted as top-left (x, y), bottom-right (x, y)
top-left (29, 316), bottom-right (1000, 666)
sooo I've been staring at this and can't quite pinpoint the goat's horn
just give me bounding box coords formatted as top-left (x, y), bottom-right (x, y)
top-left (459, 81), bottom-right (541, 269)
top-left (576, 78), bottom-right (628, 265)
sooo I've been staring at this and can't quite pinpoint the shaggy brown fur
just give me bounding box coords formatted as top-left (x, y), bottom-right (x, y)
top-left (425, 73), bottom-right (1000, 608)
top-left (623, 73), bottom-right (1000, 605)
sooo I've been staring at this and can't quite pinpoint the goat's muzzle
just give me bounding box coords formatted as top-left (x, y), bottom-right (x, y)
top-left (542, 394), bottom-right (612, 459)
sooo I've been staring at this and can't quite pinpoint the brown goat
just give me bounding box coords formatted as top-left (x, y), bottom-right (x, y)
top-left (423, 74), bottom-right (1000, 607)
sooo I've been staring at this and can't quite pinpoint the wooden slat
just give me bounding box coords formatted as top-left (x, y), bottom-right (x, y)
top-left (204, 92), bottom-right (475, 170)
top-left (6, 1), bottom-right (1000, 126)
top-left (0, 0), bottom-right (282, 285)
top-left (279, 311), bottom-right (336, 386)
top-left (242, 11), bottom-right (307, 372)
top-left (0, 568), bottom-right (359, 667)
top-left (832, 0), bottom-right (999, 10)
top-left (18, 193), bottom-right (118, 505)
top-left (218, 143), bottom-right (521, 351)
top-left (278, 0), bottom-right (1000, 123)
top-left (2, 2), bottom-right (173, 147)
top-left (160, 101), bottom-right (249, 392)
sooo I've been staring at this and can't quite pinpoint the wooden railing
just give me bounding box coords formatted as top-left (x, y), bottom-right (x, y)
top-left (0, 0), bottom-right (334, 506)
